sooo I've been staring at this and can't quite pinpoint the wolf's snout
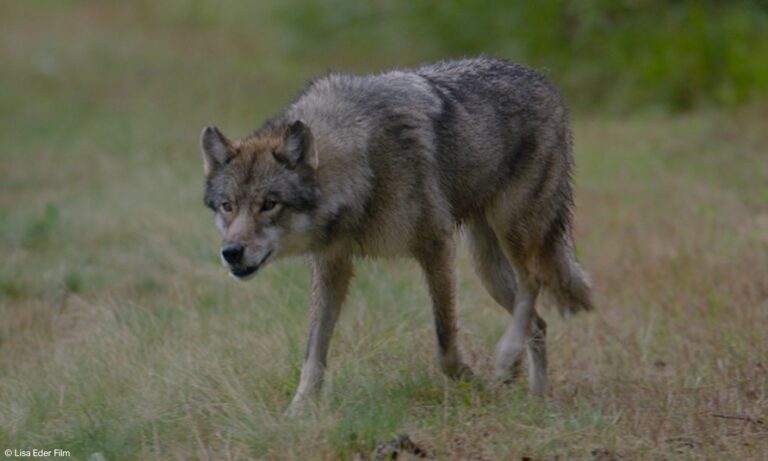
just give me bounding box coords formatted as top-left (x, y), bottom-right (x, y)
top-left (221, 243), bottom-right (244, 265)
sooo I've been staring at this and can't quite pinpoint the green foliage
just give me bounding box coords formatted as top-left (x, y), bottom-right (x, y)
top-left (278, 0), bottom-right (768, 112)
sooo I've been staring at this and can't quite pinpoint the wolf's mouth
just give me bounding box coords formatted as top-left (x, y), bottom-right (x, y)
top-left (230, 250), bottom-right (273, 280)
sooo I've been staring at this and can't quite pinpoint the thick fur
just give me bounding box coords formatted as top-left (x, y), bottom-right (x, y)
top-left (200, 57), bottom-right (593, 410)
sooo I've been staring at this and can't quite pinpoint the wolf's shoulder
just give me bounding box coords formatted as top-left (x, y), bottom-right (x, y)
top-left (301, 69), bottom-right (431, 99)
top-left (292, 69), bottom-right (438, 121)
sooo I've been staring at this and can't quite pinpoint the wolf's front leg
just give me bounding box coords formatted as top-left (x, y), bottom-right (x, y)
top-left (288, 253), bottom-right (353, 414)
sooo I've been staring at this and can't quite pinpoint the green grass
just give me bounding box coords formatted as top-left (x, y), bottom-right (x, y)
top-left (1, 2), bottom-right (767, 460)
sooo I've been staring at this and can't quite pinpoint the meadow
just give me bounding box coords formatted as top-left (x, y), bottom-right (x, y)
top-left (1, 2), bottom-right (767, 460)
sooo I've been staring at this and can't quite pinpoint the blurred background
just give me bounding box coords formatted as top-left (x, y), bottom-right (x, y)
top-left (280, 0), bottom-right (768, 112)
top-left (1, 1), bottom-right (767, 459)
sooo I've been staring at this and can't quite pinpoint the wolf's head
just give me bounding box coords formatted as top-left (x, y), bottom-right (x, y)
top-left (200, 121), bottom-right (319, 280)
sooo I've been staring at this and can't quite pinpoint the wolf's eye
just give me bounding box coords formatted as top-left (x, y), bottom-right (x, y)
top-left (261, 199), bottom-right (277, 212)
top-left (220, 202), bottom-right (233, 213)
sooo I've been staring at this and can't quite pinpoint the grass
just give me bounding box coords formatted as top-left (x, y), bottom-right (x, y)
top-left (1, 2), bottom-right (767, 460)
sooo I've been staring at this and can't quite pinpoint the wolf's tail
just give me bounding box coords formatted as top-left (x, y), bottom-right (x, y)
top-left (538, 236), bottom-right (594, 315)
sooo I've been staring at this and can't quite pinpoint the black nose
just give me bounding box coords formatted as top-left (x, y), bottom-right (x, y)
top-left (221, 243), bottom-right (244, 265)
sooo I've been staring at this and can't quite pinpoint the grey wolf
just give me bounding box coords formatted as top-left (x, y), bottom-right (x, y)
top-left (199, 57), bottom-right (593, 412)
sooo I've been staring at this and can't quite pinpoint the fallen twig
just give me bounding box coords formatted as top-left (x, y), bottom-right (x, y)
top-left (711, 413), bottom-right (765, 425)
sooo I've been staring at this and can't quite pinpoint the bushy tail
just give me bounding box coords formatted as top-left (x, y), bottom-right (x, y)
top-left (539, 237), bottom-right (594, 315)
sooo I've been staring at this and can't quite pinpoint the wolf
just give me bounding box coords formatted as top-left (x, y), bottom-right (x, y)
top-left (199, 57), bottom-right (593, 412)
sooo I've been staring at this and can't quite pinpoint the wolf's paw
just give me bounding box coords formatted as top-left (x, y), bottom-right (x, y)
top-left (442, 361), bottom-right (475, 382)
top-left (494, 356), bottom-right (524, 385)
top-left (284, 393), bottom-right (315, 418)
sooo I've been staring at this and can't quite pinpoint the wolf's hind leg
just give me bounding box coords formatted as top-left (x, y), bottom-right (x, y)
top-left (415, 236), bottom-right (472, 379)
top-left (526, 312), bottom-right (547, 395)
top-left (466, 218), bottom-right (522, 379)
top-left (467, 218), bottom-right (547, 394)
top-left (289, 254), bottom-right (352, 413)
top-left (495, 265), bottom-right (544, 394)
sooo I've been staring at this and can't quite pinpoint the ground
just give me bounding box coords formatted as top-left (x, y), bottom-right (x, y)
top-left (1, 3), bottom-right (767, 460)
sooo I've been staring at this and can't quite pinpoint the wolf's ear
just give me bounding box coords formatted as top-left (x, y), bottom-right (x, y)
top-left (274, 120), bottom-right (318, 170)
top-left (200, 126), bottom-right (232, 176)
